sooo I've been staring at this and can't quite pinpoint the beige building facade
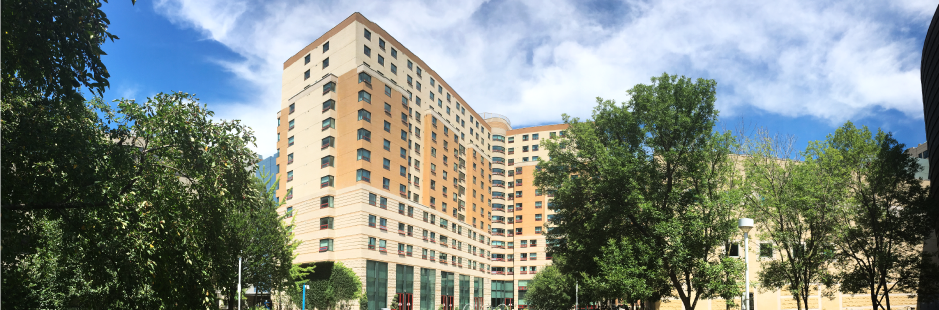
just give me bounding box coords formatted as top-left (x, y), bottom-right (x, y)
top-left (276, 13), bottom-right (565, 310)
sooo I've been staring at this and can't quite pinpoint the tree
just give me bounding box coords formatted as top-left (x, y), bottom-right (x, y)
top-left (303, 262), bottom-right (363, 310)
top-left (590, 238), bottom-right (673, 310)
top-left (742, 128), bottom-right (847, 310)
top-left (526, 265), bottom-right (575, 310)
top-left (825, 123), bottom-right (938, 310)
top-left (536, 73), bottom-right (746, 310)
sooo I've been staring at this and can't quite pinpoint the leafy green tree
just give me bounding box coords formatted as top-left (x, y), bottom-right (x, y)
top-left (526, 265), bottom-right (575, 310)
top-left (742, 128), bottom-right (848, 310)
top-left (303, 262), bottom-right (363, 310)
top-left (590, 238), bottom-right (673, 309)
top-left (823, 123), bottom-right (937, 310)
top-left (537, 73), bottom-right (745, 310)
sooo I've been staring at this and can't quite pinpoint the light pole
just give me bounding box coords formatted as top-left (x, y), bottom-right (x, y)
top-left (238, 256), bottom-right (242, 310)
top-left (738, 218), bottom-right (754, 310)
top-left (302, 283), bottom-right (309, 310)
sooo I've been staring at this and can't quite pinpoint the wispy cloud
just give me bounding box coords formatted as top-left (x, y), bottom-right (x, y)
top-left (153, 0), bottom-right (934, 156)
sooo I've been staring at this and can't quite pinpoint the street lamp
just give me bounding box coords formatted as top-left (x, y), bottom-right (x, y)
top-left (302, 283), bottom-right (309, 310)
top-left (738, 218), bottom-right (754, 310)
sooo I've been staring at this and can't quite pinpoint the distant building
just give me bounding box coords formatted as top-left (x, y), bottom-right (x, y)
top-left (256, 152), bottom-right (279, 193)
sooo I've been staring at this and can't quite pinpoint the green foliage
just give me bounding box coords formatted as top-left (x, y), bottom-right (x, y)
top-left (536, 73), bottom-right (745, 310)
top-left (526, 265), bottom-right (575, 310)
top-left (3, 92), bottom-right (288, 308)
top-left (824, 123), bottom-right (937, 309)
top-left (303, 262), bottom-right (363, 310)
top-left (2, 0), bottom-right (134, 103)
top-left (742, 127), bottom-right (846, 310)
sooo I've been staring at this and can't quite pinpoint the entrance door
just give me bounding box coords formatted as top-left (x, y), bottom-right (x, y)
top-left (440, 295), bottom-right (455, 310)
top-left (396, 293), bottom-right (414, 310)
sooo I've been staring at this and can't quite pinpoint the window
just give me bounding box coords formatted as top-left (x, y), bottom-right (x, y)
top-left (287, 136), bottom-right (295, 147)
top-left (323, 41), bottom-right (329, 52)
top-left (407, 75), bottom-right (413, 85)
top-left (321, 175), bottom-right (335, 188)
top-left (358, 109), bottom-right (372, 122)
top-left (320, 217), bottom-right (333, 229)
top-left (407, 60), bottom-right (413, 70)
top-left (364, 28), bottom-right (371, 40)
top-left (400, 148), bottom-right (406, 159)
top-left (400, 166), bottom-right (407, 177)
top-left (323, 99), bottom-right (335, 112)
top-left (391, 64), bottom-right (397, 74)
top-left (383, 139), bottom-right (391, 151)
top-left (385, 85), bottom-right (391, 96)
top-left (287, 153), bottom-right (294, 164)
top-left (417, 67), bottom-right (423, 77)
top-left (319, 239), bottom-right (333, 252)
top-left (383, 158), bottom-right (391, 170)
top-left (378, 55), bottom-right (384, 65)
top-left (304, 70), bottom-right (310, 80)
top-left (535, 226), bottom-right (543, 234)
top-left (364, 45), bottom-right (371, 57)
top-left (357, 128), bottom-right (371, 141)
top-left (359, 72), bottom-right (372, 84)
top-left (550, 132), bottom-right (556, 138)
top-left (357, 149), bottom-right (371, 162)
top-left (515, 228), bottom-right (522, 234)
top-left (383, 121), bottom-right (391, 132)
top-left (286, 206), bottom-right (293, 217)
top-left (383, 178), bottom-right (390, 190)
top-left (535, 214), bottom-right (542, 221)
top-left (533, 133), bottom-right (539, 140)
top-left (321, 118), bottom-right (335, 131)
top-left (379, 38), bottom-right (385, 50)
top-left (760, 243), bottom-right (774, 258)
top-left (323, 81), bottom-right (336, 93)
top-left (321, 155), bottom-right (334, 168)
top-left (322, 57), bottom-right (329, 68)
top-left (391, 48), bottom-right (397, 58)
top-left (401, 130), bottom-right (407, 140)
top-left (321, 195), bottom-right (334, 208)
top-left (359, 90), bottom-right (372, 103)
top-left (726, 242), bottom-right (740, 257)
top-left (523, 146), bottom-right (529, 152)
top-left (304, 54), bottom-right (311, 64)
top-left (535, 201), bottom-right (542, 208)
top-left (288, 119), bottom-right (295, 130)
top-left (357, 169), bottom-right (371, 182)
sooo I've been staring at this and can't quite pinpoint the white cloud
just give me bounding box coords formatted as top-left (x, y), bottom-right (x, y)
top-left (153, 0), bottom-right (936, 156)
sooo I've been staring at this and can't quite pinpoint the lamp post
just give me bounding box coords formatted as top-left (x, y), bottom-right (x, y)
top-left (738, 218), bottom-right (754, 310)
top-left (302, 283), bottom-right (309, 310)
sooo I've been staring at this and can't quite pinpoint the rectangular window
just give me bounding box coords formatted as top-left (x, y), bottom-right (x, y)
top-left (383, 178), bottom-right (390, 190)
top-left (322, 57), bottom-right (329, 68)
top-left (320, 217), bottom-right (333, 229)
top-left (319, 239), bottom-right (333, 252)
top-left (391, 64), bottom-right (397, 74)
top-left (323, 99), bottom-right (335, 112)
top-left (760, 243), bottom-right (774, 258)
top-left (359, 72), bottom-right (372, 84)
top-left (383, 158), bottom-right (391, 170)
top-left (304, 70), bottom-right (310, 80)
top-left (378, 55), bottom-right (384, 66)
top-left (391, 48), bottom-right (398, 58)
top-left (359, 90), bottom-right (372, 103)
top-left (321, 155), bottom-right (334, 168)
top-left (366, 260), bottom-right (388, 310)
top-left (384, 139), bottom-right (391, 151)
top-left (364, 45), bottom-right (371, 57)
top-left (321, 117), bottom-right (335, 131)
top-left (320, 196), bottom-right (334, 208)
top-left (358, 109), bottom-right (372, 122)
top-left (379, 38), bottom-right (386, 50)
top-left (323, 41), bottom-right (329, 52)
top-left (420, 268), bottom-right (436, 310)
top-left (357, 128), bottom-right (371, 141)
top-left (385, 85), bottom-right (392, 96)
top-left (369, 193), bottom-right (378, 206)
top-left (357, 148), bottom-right (371, 162)
top-left (357, 169), bottom-right (371, 182)
top-left (364, 29), bottom-right (372, 40)
top-left (321, 175), bottom-right (334, 188)
top-left (304, 54), bottom-right (311, 64)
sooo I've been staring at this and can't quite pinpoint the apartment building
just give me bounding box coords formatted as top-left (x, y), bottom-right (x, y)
top-left (275, 13), bottom-right (565, 310)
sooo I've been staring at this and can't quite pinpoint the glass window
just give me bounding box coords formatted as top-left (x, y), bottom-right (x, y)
top-left (323, 99), bottom-right (335, 112)
top-left (320, 195), bottom-right (334, 208)
top-left (391, 48), bottom-right (397, 58)
top-left (319, 239), bottom-right (333, 252)
top-left (358, 90), bottom-right (372, 103)
top-left (304, 54), bottom-right (310, 64)
top-left (379, 38), bottom-right (385, 49)
top-left (304, 70), bottom-right (310, 80)
top-left (357, 169), bottom-right (371, 182)
top-left (323, 41), bottom-right (329, 52)
top-left (321, 118), bottom-right (335, 130)
top-left (364, 45), bottom-right (371, 57)
top-left (358, 109), bottom-right (372, 122)
top-left (320, 136), bottom-right (334, 149)
top-left (384, 121), bottom-right (391, 132)
top-left (364, 29), bottom-right (372, 40)
top-left (384, 139), bottom-right (391, 151)
top-left (322, 57), bottom-right (329, 68)
top-left (391, 64), bottom-right (397, 74)
top-left (320, 175), bottom-right (334, 188)
top-left (357, 128), bottom-right (371, 141)
top-left (383, 178), bottom-right (390, 189)
top-left (359, 72), bottom-right (372, 84)
top-left (357, 148), bottom-right (371, 161)
top-left (321, 155), bottom-right (334, 168)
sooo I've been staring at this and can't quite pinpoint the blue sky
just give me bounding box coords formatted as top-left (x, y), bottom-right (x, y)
top-left (100, 0), bottom-right (937, 157)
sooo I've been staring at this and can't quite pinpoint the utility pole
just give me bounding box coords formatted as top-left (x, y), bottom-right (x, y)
top-left (238, 256), bottom-right (242, 310)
